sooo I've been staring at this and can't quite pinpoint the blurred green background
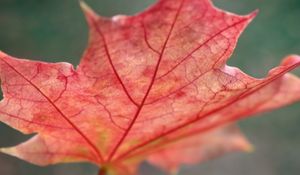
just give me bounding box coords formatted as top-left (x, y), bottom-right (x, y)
top-left (0, 0), bottom-right (299, 175)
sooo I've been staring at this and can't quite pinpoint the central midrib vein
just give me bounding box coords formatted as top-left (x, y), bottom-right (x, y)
top-left (105, 0), bottom-right (186, 162)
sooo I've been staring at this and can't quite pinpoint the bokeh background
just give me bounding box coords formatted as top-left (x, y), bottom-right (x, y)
top-left (0, 0), bottom-right (300, 174)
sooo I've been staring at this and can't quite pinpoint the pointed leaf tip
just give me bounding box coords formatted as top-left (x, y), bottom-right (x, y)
top-left (250, 9), bottom-right (259, 18)
top-left (244, 9), bottom-right (258, 23)
top-left (240, 141), bottom-right (255, 153)
top-left (79, 0), bottom-right (97, 16)
top-left (79, 0), bottom-right (100, 27)
top-left (0, 147), bottom-right (17, 156)
top-left (79, 0), bottom-right (90, 12)
top-left (281, 55), bottom-right (300, 66)
top-left (245, 144), bottom-right (255, 153)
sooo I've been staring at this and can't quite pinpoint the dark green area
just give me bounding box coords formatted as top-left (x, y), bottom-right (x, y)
top-left (0, 0), bottom-right (299, 175)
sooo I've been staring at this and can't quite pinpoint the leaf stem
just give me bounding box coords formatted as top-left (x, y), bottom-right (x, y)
top-left (98, 167), bottom-right (107, 175)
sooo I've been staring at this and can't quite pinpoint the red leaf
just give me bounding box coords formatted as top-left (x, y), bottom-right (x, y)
top-left (0, 0), bottom-right (300, 174)
top-left (147, 124), bottom-right (252, 174)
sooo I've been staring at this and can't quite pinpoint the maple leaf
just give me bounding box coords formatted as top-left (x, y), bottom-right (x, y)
top-left (0, 0), bottom-right (300, 174)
